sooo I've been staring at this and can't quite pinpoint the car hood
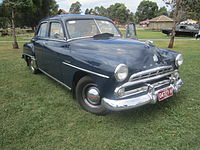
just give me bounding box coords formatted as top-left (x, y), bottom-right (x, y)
top-left (69, 37), bottom-right (170, 75)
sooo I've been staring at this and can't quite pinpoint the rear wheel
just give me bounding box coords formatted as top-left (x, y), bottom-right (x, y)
top-left (75, 76), bottom-right (108, 115)
top-left (28, 57), bottom-right (39, 74)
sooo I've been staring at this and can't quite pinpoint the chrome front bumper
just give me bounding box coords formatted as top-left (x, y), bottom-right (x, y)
top-left (102, 79), bottom-right (183, 111)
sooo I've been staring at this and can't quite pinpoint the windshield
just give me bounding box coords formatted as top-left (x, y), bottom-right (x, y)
top-left (66, 19), bottom-right (121, 39)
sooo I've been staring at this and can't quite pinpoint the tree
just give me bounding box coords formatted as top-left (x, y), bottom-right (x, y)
top-left (1, 0), bottom-right (58, 48)
top-left (163, 0), bottom-right (183, 48)
top-left (181, 0), bottom-right (200, 27)
top-left (107, 3), bottom-right (130, 24)
top-left (85, 8), bottom-right (90, 14)
top-left (0, 3), bottom-right (10, 28)
top-left (69, 1), bottom-right (81, 14)
top-left (2, 0), bottom-right (32, 49)
top-left (93, 6), bottom-right (108, 16)
top-left (85, 3), bottom-right (135, 24)
top-left (135, 0), bottom-right (159, 23)
top-left (17, 0), bottom-right (58, 30)
top-left (157, 6), bottom-right (168, 16)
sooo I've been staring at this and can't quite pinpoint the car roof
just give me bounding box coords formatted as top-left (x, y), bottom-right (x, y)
top-left (41, 14), bottom-right (112, 22)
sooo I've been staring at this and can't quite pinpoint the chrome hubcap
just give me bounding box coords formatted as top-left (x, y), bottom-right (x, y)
top-left (87, 87), bottom-right (100, 104)
top-left (82, 84), bottom-right (101, 106)
top-left (30, 59), bottom-right (37, 71)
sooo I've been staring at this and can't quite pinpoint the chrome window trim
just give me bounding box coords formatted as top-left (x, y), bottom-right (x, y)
top-left (66, 36), bottom-right (93, 42)
top-left (94, 19), bottom-right (102, 33)
top-left (62, 62), bottom-right (109, 79)
top-left (46, 38), bottom-right (67, 42)
top-left (38, 68), bottom-right (71, 90)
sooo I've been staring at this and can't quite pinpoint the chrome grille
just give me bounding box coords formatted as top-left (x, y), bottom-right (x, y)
top-left (129, 66), bottom-right (173, 82)
top-left (122, 79), bottom-right (171, 98)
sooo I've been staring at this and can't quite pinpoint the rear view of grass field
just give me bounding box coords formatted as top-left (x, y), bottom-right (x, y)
top-left (0, 40), bottom-right (200, 150)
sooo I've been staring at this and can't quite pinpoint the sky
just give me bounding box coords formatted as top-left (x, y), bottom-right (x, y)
top-left (0, 0), bottom-right (167, 13)
top-left (56, 0), bottom-right (167, 13)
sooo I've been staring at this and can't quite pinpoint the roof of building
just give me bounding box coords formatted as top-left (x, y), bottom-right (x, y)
top-left (149, 15), bottom-right (173, 22)
top-left (140, 19), bottom-right (150, 24)
top-left (58, 9), bottom-right (68, 14)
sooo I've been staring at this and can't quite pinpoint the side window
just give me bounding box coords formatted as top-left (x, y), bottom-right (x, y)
top-left (49, 22), bottom-right (64, 39)
top-left (37, 23), bottom-right (47, 37)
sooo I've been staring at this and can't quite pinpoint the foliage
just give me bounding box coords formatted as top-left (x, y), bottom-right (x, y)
top-left (107, 3), bottom-right (131, 24)
top-left (0, 0), bottom-right (58, 30)
top-left (16, 0), bottom-right (58, 30)
top-left (135, 0), bottom-right (159, 22)
top-left (0, 3), bottom-right (10, 28)
top-left (157, 6), bottom-right (168, 16)
top-left (85, 3), bottom-right (134, 24)
top-left (181, 0), bottom-right (200, 26)
top-left (69, 1), bottom-right (81, 14)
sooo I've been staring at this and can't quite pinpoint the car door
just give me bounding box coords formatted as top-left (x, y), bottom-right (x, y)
top-left (33, 22), bottom-right (48, 70)
top-left (42, 20), bottom-right (71, 82)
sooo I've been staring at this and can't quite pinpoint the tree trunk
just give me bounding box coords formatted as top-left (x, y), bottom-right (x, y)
top-left (168, 21), bottom-right (176, 48)
top-left (31, 26), bottom-right (35, 32)
top-left (168, 0), bottom-right (181, 48)
top-left (11, 10), bottom-right (19, 49)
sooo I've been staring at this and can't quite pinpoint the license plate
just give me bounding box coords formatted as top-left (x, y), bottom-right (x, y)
top-left (157, 87), bottom-right (173, 101)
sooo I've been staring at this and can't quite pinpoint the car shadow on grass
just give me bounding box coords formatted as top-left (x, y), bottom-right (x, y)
top-left (106, 94), bottom-right (185, 124)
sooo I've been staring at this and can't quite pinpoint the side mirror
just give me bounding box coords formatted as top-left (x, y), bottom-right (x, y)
top-left (126, 23), bottom-right (137, 40)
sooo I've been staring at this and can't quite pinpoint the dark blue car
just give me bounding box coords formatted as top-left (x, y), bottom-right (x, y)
top-left (22, 15), bottom-right (183, 115)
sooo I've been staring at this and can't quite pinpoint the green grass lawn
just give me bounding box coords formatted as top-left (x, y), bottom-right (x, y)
top-left (1, 40), bottom-right (200, 150)
top-left (0, 33), bottom-right (33, 41)
top-left (121, 29), bottom-right (193, 39)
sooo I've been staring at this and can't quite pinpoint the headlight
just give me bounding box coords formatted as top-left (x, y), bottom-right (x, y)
top-left (114, 64), bottom-right (128, 82)
top-left (175, 54), bottom-right (183, 67)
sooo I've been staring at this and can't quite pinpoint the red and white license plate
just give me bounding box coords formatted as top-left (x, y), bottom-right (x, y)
top-left (157, 87), bottom-right (173, 101)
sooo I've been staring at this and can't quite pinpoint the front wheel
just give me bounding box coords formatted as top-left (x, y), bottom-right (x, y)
top-left (75, 76), bottom-right (109, 115)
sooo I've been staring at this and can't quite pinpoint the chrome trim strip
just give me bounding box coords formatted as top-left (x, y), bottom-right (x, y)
top-left (62, 62), bottom-right (109, 79)
top-left (94, 19), bottom-right (102, 33)
top-left (38, 68), bottom-right (71, 90)
top-left (67, 36), bottom-right (93, 42)
top-left (37, 38), bottom-right (67, 42)
top-left (46, 38), bottom-right (66, 42)
top-left (22, 53), bottom-right (36, 60)
top-left (129, 66), bottom-right (173, 80)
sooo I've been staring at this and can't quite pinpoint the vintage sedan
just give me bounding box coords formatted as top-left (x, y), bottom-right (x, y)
top-left (22, 15), bottom-right (183, 115)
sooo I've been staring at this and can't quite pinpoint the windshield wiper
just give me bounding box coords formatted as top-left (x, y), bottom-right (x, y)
top-left (93, 33), bottom-right (114, 39)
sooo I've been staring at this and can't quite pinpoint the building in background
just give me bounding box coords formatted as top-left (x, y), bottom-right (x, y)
top-left (139, 19), bottom-right (150, 27)
top-left (149, 15), bottom-right (173, 30)
top-left (58, 9), bottom-right (68, 15)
